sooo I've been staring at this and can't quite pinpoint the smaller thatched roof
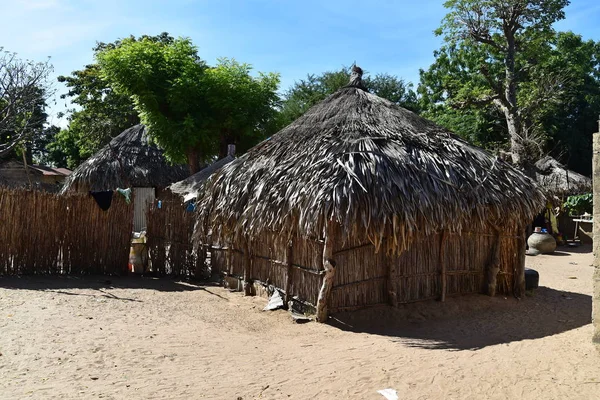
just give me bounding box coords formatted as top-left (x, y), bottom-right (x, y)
top-left (61, 125), bottom-right (188, 193)
top-left (533, 156), bottom-right (591, 199)
top-left (168, 155), bottom-right (234, 202)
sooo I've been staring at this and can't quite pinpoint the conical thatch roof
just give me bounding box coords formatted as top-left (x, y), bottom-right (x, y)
top-left (196, 69), bottom-right (544, 251)
top-left (61, 125), bottom-right (188, 193)
top-left (168, 155), bottom-right (235, 202)
top-left (532, 156), bottom-right (591, 199)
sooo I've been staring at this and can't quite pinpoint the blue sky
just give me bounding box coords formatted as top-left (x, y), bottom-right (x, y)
top-left (2, 0), bottom-right (600, 126)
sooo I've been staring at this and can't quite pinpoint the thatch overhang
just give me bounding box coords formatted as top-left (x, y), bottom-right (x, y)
top-left (60, 125), bottom-right (189, 193)
top-left (532, 156), bottom-right (591, 201)
top-left (168, 155), bottom-right (235, 202)
top-left (195, 71), bottom-right (545, 252)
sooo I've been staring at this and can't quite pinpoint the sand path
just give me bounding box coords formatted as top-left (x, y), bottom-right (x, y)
top-left (1, 246), bottom-right (598, 399)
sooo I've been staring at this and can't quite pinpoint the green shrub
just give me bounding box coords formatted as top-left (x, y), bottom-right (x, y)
top-left (563, 193), bottom-right (593, 216)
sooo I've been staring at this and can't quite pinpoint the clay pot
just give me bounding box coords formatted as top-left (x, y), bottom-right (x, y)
top-left (527, 233), bottom-right (557, 254)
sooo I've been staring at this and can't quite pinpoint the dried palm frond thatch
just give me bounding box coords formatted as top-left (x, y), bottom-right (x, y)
top-left (532, 156), bottom-right (591, 200)
top-left (196, 69), bottom-right (544, 253)
top-left (61, 125), bottom-right (188, 193)
top-left (168, 155), bottom-right (235, 201)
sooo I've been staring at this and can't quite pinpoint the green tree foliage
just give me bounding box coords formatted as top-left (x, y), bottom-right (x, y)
top-left (563, 193), bottom-right (593, 216)
top-left (97, 37), bottom-right (280, 173)
top-left (52, 33), bottom-right (174, 168)
top-left (419, 28), bottom-right (600, 174)
top-left (418, 43), bottom-right (509, 150)
top-left (278, 67), bottom-right (418, 128)
top-left (202, 58), bottom-right (281, 157)
top-left (31, 125), bottom-right (62, 165)
top-left (539, 32), bottom-right (600, 175)
top-left (428, 0), bottom-right (570, 166)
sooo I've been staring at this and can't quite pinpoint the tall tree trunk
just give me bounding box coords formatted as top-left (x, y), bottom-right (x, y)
top-left (219, 128), bottom-right (234, 159)
top-left (21, 148), bottom-right (32, 188)
top-left (186, 147), bottom-right (202, 174)
top-left (504, 29), bottom-right (527, 167)
top-left (506, 111), bottom-right (526, 166)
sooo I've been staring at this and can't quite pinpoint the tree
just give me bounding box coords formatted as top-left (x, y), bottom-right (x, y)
top-left (31, 125), bottom-right (63, 165)
top-left (53, 34), bottom-right (175, 167)
top-left (418, 43), bottom-right (509, 149)
top-left (538, 32), bottom-right (600, 175)
top-left (97, 37), bottom-right (280, 173)
top-left (433, 0), bottom-right (570, 166)
top-left (0, 49), bottom-right (53, 158)
top-left (202, 58), bottom-right (280, 158)
top-left (278, 67), bottom-right (418, 128)
top-left (419, 28), bottom-right (600, 175)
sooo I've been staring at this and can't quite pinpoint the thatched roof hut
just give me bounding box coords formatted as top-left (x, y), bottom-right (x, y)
top-left (195, 67), bottom-right (544, 321)
top-left (532, 156), bottom-right (591, 201)
top-left (61, 125), bottom-right (188, 194)
top-left (61, 125), bottom-right (188, 231)
top-left (168, 155), bottom-right (235, 202)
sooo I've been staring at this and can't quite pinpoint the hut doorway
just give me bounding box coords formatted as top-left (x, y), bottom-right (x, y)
top-left (133, 187), bottom-right (155, 232)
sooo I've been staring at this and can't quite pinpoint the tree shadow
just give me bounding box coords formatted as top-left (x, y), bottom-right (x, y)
top-left (329, 287), bottom-right (591, 351)
top-left (0, 275), bottom-right (228, 300)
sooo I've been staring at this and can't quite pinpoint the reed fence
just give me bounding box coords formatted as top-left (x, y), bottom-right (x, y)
top-left (209, 226), bottom-right (525, 313)
top-left (0, 188), bottom-right (132, 275)
top-left (146, 200), bottom-right (204, 277)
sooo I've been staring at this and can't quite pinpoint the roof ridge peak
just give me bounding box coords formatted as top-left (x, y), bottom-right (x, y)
top-left (345, 65), bottom-right (367, 90)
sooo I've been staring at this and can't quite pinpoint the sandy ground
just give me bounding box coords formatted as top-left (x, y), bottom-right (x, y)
top-left (1, 246), bottom-right (599, 400)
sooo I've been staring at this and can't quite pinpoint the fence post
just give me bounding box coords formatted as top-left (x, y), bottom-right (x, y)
top-left (592, 130), bottom-right (600, 349)
top-left (316, 225), bottom-right (336, 322)
top-left (243, 238), bottom-right (253, 296)
top-left (284, 240), bottom-right (293, 307)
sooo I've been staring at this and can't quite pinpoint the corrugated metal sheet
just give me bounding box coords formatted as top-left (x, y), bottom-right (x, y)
top-left (133, 187), bottom-right (155, 232)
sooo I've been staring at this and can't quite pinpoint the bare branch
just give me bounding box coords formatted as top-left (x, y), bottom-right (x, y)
top-left (451, 94), bottom-right (500, 109)
top-left (0, 49), bottom-right (54, 158)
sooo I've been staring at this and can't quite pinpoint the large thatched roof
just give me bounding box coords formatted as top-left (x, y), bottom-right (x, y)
top-left (196, 69), bottom-right (544, 250)
top-left (61, 125), bottom-right (188, 193)
top-left (532, 156), bottom-right (591, 199)
top-left (168, 155), bottom-right (235, 202)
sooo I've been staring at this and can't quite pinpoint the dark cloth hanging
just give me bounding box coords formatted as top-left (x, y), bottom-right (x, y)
top-left (90, 191), bottom-right (114, 211)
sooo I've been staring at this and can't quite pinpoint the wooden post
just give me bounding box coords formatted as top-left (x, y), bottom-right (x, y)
top-left (195, 244), bottom-right (207, 279)
top-left (592, 130), bottom-right (600, 349)
top-left (316, 227), bottom-right (336, 322)
top-left (243, 239), bottom-right (253, 296)
top-left (487, 230), bottom-right (502, 297)
top-left (439, 231), bottom-right (448, 302)
top-left (514, 228), bottom-right (526, 298)
top-left (284, 240), bottom-right (293, 307)
top-left (388, 259), bottom-right (398, 308)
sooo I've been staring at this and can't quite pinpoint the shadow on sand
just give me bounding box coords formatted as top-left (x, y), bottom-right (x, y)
top-left (0, 275), bottom-right (227, 301)
top-left (329, 286), bottom-right (591, 351)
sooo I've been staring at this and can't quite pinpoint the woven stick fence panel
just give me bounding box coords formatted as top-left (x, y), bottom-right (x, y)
top-left (329, 243), bottom-right (388, 311)
top-left (388, 230), bottom-right (520, 304)
top-left (210, 246), bottom-right (227, 274)
top-left (207, 233), bottom-right (323, 305)
top-left (146, 200), bottom-right (202, 277)
top-left (0, 188), bottom-right (132, 275)
top-left (204, 227), bottom-right (523, 311)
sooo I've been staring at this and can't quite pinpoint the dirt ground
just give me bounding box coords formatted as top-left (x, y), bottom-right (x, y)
top-left (1, 245), bottom-right (599, 400)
